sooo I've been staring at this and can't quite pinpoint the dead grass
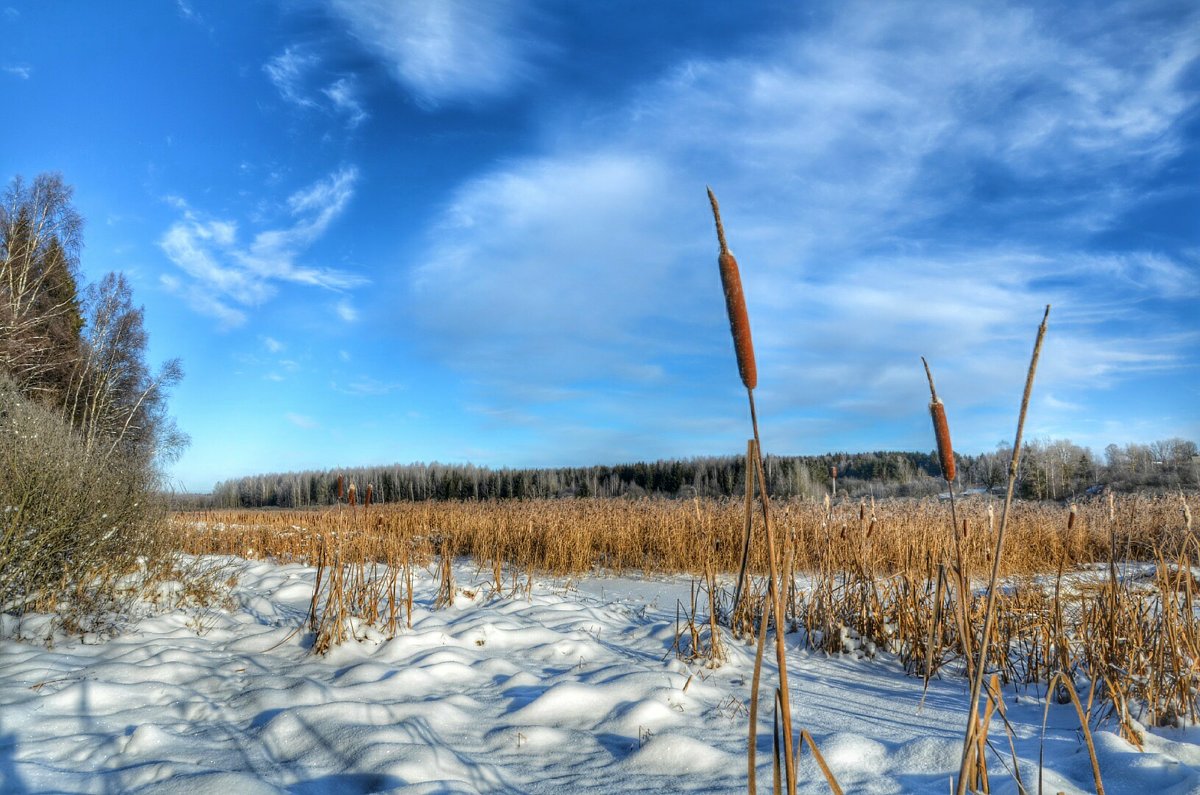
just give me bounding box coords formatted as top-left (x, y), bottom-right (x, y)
top-left (171, 489), bottom-right (1198, 790)
top-left (171, 494), bottom-right (1187, 579)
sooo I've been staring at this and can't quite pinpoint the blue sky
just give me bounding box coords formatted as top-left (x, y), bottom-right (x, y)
top-left (3, 0), bottom-right (1198, 492)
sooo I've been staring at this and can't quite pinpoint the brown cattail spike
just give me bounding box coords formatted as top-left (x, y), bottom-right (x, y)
top-left (921, 357), bottom-right (956, 483)
top-left (336, 474), bottom-right (344, 501)
top-left (929, 401), bottom-right (956, 482)
top-left (707, 187), bottom-right (757, 391)
top-left (347, 483), bottom-right (357, 507)
top-left (365, 484), bottom-right (373, 508)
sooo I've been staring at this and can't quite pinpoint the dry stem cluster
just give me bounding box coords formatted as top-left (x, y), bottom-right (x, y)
top-left (173, 492), bottom-right (1199, 762)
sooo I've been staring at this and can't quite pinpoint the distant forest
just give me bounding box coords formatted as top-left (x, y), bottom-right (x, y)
top-left (196, 438), bottom-right (1199, 509)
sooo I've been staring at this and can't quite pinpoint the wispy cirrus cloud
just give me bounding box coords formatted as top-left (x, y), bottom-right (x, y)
top-left (3, 64), bottom-right (30, 79)
top-left (322, 77), bottom-right (367, 127)
top-left (414, 151), bottom-right (683, 384)
top-left (159, 167), bottom-right (366, 328)
top-left (264, 47), bottom-right (318, 107)
top-left (325, 0), bottom-right (544, 107)
top-left (408, 0), bottom-right (1199, 454)
top-left (264, 47), bottom-right (367, 128)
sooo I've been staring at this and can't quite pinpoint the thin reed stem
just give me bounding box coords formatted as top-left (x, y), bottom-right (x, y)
top-left (956, 305), bottom-right (1050, 795)
top-left (733, 438), bottom-right (756, 627)
top-left (748, 388), bottom-right (797, 794)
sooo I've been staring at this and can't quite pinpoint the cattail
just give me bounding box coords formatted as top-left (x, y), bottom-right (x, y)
top-left (1068, 503), bottom-right (1077, 531)
top-left (348, 483), bottom-right (357, 507)
top-left (1182, 494), bottom-right (1192, 533)
top-left (365, 484), bottom-right (373, 508)
top-left (337, 475), bottom-right (344, 501)
top-left (962, 518), bottom-right (968, 539)
top-left (706, 187), bottom-right (757, 390)
top-left (921, 357), bottom-right (956, 482)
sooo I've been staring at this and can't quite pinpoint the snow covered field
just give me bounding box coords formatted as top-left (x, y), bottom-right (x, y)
top-left (4, 556), bottom-right (1200, 794)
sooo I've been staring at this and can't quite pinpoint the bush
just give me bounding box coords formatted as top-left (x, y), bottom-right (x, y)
top-left (0, 373), bottom-right (171, 631)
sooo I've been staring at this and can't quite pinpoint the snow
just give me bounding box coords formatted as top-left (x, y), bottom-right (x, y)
top-left (3, 556), bottom-right (1200, 794)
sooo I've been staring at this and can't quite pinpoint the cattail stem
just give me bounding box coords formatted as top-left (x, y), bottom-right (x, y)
top-left (956, 305), bottom-right (1050, 795)
top-left (748, 388), bottom-right (796, 794)
top-left (922, 356), bottom-right (969, 677)
top-left (732, 438), bottom-right (756, 627)
top-left (708, 187), bottom-right (793, 793)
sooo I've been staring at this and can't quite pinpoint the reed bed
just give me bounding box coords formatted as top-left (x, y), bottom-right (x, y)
top-left (174, 491), bottom-right (1198, 790)
top-left (173, 493), bottom-right (1193, 580)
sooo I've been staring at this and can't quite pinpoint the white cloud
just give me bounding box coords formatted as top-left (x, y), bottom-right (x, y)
top-left (414, 151), bottom-right (686, 386)
top-left (323, 77), bottom-right (367, 128)
top-left (159, 167), bottom-right (366, 326)
top-left (175, 0), bottom-right (204, 26)
top-left (334, 298), bottom-right (358, 323)
top-left (404, 0), bottom-right (1199, 446)
top-left (265, 47), bottom-right (319, 108)
top-left (1086, 252), bottom-right (1200, 300)
top-left (3, 64), bottom-right (30, 79)
top-left (264, 48), bottom-right (369, 128)
top-left (331, 377), bottom-right (403, 396)
top-left (263, 336), bottom-right (284, 353)
top-left (325, 0), bottom-right (540, 106)
top-left (159, 275), bottom-right (248, 330)
top-left (286, 413), bottom-right (319, 429)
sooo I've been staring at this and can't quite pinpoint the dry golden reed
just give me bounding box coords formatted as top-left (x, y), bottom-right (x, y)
top-left (956, 304), bottom-right (1050, 795)
top-left (171, 491), bottom-right (1200, 774)
top-left (705, 187), bottom-right (801, 791)
top-left (173, 495), bottom-right (1195, 580)
top-left (706, 187), bottom-right (757, 391)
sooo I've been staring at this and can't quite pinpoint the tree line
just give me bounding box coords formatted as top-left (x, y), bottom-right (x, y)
top-left (2, 173), bottom-right (186, 621)
top-left (201, 437), bottom-right (1198, 509)
top-left (1, 173), bottom-right (186, 466)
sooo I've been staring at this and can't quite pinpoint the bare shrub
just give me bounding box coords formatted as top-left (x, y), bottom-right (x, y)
top-left (0, 372), bottom-right (172, 633)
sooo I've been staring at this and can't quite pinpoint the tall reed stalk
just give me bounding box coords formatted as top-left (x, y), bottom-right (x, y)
top-left (955, 305), bottom-right (1050, 795)
top-left (708, 186), bottom-right (800, 794)
top-left (922, 357), bottom-right (973, 683)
